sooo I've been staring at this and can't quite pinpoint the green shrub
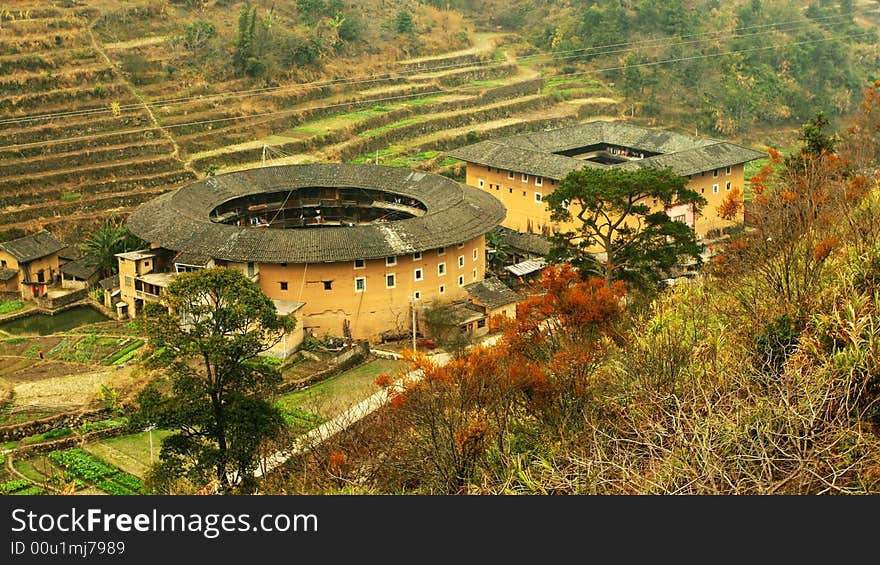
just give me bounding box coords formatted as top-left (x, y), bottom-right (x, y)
top-left (102, 340), bottom-right (143, 365)
top-left (755, 314), bottom-right (802, 376)
top-left (79, 418), bottom-right (127, 434)
top-left (0, 301), bottom-right (25, 315)
top-left (183, 20), bottom-right (216, 50)
top-left (97, 479), bottom-right (136, 496)
top-left (13, 486), bottom-right (45, 495)
top-left (46, 339), bottom-right (70, 357)
top-left (277, 404), bottom-right (324, 433)
top-left (48, 448), bottom-right (118, 481)
top-left (22, 427), bottom-right (73, 444)
top-left (3, 337), bottom-right (28, 344)
top-left (0, 479), bottom-right (31, 494)
top-left (111, 471), bottom-right (144, 493)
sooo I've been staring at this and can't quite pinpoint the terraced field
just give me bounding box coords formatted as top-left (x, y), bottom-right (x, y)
top-left (1, 6), bottom-right (624, 244)
top-left (0, 5), bottom-right (195, 242)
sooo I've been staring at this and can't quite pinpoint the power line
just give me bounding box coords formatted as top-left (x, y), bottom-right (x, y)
top-left (0, 30), bottom-right (872, 154)
top-left (0, 9), bottom-right (867, 128)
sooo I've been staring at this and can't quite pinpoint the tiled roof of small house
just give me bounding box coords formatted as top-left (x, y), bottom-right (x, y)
top-left (447, 120), bottom-right (766, 180)
top-left (0, 230), bottom-right (66, 263)
top-left (0, 268), bottom-right (18, 282)
top-left (172, 251), bottom-right (213, 267)
top-left (494, 227), bottom-right (552, 257)
top-left (98, 274), bottom-right (119, 291)
top-left (465, 277), bottom-right (521, 310)
top-left (126, 164), bottom-right (506, 264)
top-left (58, 246), bottom-right (82, 261)
top-left (448, 302), bottom-right (486, 325)
top-left (60, 257), bottom-right (100, 280)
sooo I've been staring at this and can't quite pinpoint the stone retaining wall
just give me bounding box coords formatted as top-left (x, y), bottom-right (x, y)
top-left (0, 408), bottom-right (110, 442)
top-left (278, 342), bottom-right (370, 394)
top-left (10, 425), bottom-right (127, 458)
top-left (36, 288), bottom-right (88, 310)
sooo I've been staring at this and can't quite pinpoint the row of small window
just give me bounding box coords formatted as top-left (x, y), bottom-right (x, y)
top-left (689, 167), bottom-right (733, 180)
top-left (507, 171), bottom-right (543, 186)
top-left (703, 182), bottom-right (733, 195)
top-left (482, 166), bottom-right (551, 186)
top-left (355, 248), bottom-right (478, 269)
top-left (356, 269), bottom-right (478, 292)
top-left (479, 180), bottom-right (546, 203)
top-left (278, 265), bottom-right (479, 293)
top-left (278, 281), bottom-right (333, 291)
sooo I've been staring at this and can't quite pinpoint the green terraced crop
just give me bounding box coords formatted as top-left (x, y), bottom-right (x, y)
top-left (48, 448), bottom-right (118, 482)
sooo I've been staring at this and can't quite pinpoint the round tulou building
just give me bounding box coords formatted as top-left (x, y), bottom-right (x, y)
top-left (118, 164), bottom-right (506, 343)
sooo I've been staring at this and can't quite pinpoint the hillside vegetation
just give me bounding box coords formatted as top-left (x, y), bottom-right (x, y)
top-left (437, 0), bottom-right (880, 136)
top-left (2, 1), bottom-right (876, 245)
top-left (267, 86), bottom-right (880, 494)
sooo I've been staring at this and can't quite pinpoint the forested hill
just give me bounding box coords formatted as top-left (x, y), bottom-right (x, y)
top-left (439, 0), bottom-right (879, 138)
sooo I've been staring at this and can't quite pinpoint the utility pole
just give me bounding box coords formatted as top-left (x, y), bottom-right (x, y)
top-left (411, 298), bottom-right (417, 351)
top-left (145, 424), bottom-right (156, 464)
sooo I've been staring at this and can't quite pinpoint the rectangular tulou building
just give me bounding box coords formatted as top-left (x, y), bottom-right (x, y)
top-left (447, 120), bottom-right (766, 240)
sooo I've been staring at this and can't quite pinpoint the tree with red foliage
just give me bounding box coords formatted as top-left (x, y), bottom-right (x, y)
top-left (377, 266), bottom-right (625, 491)
top-left (714, 112), bottom-right (856, 313)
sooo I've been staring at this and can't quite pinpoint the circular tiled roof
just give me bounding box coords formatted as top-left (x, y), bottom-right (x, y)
top-left (127, 164), bottom-right (506, 263)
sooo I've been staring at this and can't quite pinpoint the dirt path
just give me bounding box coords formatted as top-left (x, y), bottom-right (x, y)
top-left (103, 35), bottom-right (168, 50)
top-left (250, 332), bottom-right (503, 485)
top-left (253, 350), bottom-right (453, 480)
top-left (396, 31), bottom-right (507, 65)
top-left (4, 453), bottom-right (60, 494)
top-left (85, 26), bottom-right (194, 175)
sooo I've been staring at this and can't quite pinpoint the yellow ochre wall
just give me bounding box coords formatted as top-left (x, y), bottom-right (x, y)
top-left (117, 255), bottom-right (157, 316)
top-left (259, 236), bottom-right (486, 340)
top-left (0, 251), bottom-right (18, 272)
top-left (0, 251), bottom-right (61, 300)
top-left (465, 164), bottom-right (746, 239)
top-left (0, 251), bottom-right (19, 293)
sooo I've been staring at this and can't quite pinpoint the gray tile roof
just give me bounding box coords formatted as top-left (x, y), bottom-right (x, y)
top-left (0, 230), bottom-right (66, 263)
top-left (127, 164), bottom-right (506, 264)
top-left (446, 120), bottom-right (766, 180)
top-left (495, 227), bottom-right (552, 256)
top-left (0, 268), bottom-right (17, 282)
top-left (98, 274), bottom-right (119, 291)
top-left (173, 251), bottom-right (212, 267)
top-left (58, 246), bottom-right (82, 261)
top-left (60, 257), bottom-right (100, 280)
top-left (465, 277), bottom-right (521, 310)
top-left (449, 302), bottom-right (486, 325)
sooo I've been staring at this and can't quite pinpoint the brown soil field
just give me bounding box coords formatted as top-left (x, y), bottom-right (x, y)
top-left (4, 360), bottom-right (95, 384)
top-left (0, 336), bottom-right (62, 357)
top-left (10, 366), bottom-right (133, 413)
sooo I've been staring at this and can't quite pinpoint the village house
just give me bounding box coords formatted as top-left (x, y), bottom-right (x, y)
top-left (462, 276), bottom-right (523, 334)
top-left (113, 164), bottom-right (517, 353)
top-left (60, 256), bottom-right (101, 290)
top-left (447, 120), bottom-right (766, 241)
top-left (0, 230), bottom-right (67, 301)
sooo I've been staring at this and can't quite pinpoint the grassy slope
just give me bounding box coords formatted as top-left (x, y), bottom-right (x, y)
top-left (277, 358), bottom-right (403, 419)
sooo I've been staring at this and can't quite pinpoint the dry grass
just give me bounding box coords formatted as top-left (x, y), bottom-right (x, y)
top-left (10, 366), bottom-right (132, 412)
top-left (84, 430), bottom-right (172, 478)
